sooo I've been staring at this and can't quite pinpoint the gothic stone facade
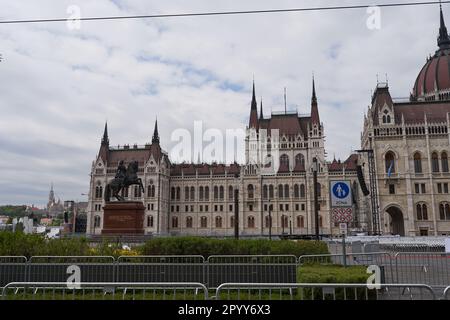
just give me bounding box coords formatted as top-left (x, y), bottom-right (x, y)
top-left (360, 7), bottom-right (450, 236)
top-left (86, 82), bottom-right (366, 236)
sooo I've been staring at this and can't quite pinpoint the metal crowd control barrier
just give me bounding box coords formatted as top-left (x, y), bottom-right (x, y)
top-left (298, 252), bottom-right (395, 283)
top-left (0, 257), bottom-right (28, 288)
top-left (394, 252), bottom-right (450, 287)
top-left (27, 256), bottom-right (116, 283)
top-left (444, 286), bottom-right (450, 300)
top-left (1, 282), bottom-right (208, 300)
top-left (214, 283), bottom-right (437, 300)
top-left (206, 255), bottom-right (297, 289)
top-left (116, 256), bottom-right (205, 283)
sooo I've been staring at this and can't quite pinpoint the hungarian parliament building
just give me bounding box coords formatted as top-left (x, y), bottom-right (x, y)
top-left (86, 7), bottom-right (450, 237)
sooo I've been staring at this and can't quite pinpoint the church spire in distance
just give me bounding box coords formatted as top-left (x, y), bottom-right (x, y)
top-left (152, 118), bottom-right (160, 144)
top-left (311, 76), bottom-right (320, 125)
top-left (101, 122), bottom-right (109, 145)
top-left (259, 97), bottom-right (264, 120)
top-left (438, 2), bottom-right (450, 50)
top-left (249, 79), bottom-right (259, 128)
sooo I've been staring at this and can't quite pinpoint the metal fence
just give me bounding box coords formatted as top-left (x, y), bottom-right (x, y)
top-left (0, 255), bottom-right (298, 290)
top-left (206, 255), bottom-right (297, 289)
top-left (116, 256), bottom-right (205, 284)
top-left (1, 253), bottom-right (449, 294)
top-left (1, 282), bottom-right (208, 300)
top-left (214, 283), bottom-right (437, 300)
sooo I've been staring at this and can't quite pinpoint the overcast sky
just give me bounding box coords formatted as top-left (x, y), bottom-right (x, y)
top-left (0, 0), bottom-right (445, 206)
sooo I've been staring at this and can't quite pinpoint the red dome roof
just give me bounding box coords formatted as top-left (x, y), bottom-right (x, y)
top-left (413, 50), bottom-right (450, 99)
top-left (412, 6), bottom-right (450, 101)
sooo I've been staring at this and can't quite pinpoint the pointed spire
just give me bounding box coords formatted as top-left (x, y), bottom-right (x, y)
top-left (101, 122), bottom-right (109, 145)
top-left (152, 118), bottom-right (160, 144)
top-left (259, 97), bottom-right (264, 120)
top-left (438, 2), bottom-right (450, 49)
top-left (312, 76), bottom-right (317, 104)
top-left (251, 80), bottom-right (257, 110)
top-left (249, 79), bottom-right (259, 128)
top-left (311, 76), bottom-right (320, 125)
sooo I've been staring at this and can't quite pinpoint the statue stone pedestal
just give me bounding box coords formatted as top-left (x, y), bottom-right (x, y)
top-left (102, 201), bottom-right (145, 234)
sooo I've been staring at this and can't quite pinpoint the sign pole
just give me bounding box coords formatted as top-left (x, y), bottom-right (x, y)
top-left (342, 225), bottom-right (347, 268)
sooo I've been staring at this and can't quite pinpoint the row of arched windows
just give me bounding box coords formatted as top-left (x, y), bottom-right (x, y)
top-left (413, 152), bottom-right (449, 173)
top-left (416, 202), bottom-right (450, 221)
top-left (167, 215), bottom-right (313, 229)
top-left (386, 151), bottom-right (449, 174)
top-left (262, 184), bottom-right (319, 199)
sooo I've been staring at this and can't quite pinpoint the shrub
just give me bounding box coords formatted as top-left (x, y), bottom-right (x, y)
top-left (297, 264), bottom-right (375, 300)
top-left (140, 237), bottom-right (328, 257)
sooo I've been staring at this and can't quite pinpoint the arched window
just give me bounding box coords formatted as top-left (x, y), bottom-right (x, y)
top-left (184, 187), bottom-right (189, 201)
top-left (416, 203), bottom-right (428, 221)
top-left (294, 184), bottom-right (299, 198)
top-left (94, 215), bottom-right (101, 228)
top-left (199, 186), bottom-right (204, 201)
top-left (171, 187), bottom-right (176, 200)
top-left (134, 186), bottom-right (141, 198)
top-left (413, 152), bottom-right (422, 173)
top-left (280, 154), bottom-right (290, 169)
top-left (385, 151), bottom-right (396, 174)
top-left (214, 186), bottom-right (219, 200)
top-left (263, 185), bottom-right (268, 199)
top-left (265, 216), bottom-right (272, 228)
top-left (230, 216), bottom-right (235, 228)
top-left (281, 215), bottom-right (288, 228)
top-left (176, 187), bottom-right (181, 200)
top-left (284, 184), bottom-right (290, 199)
top-left (442, 152), bottom-right (449, 173)
top-left (269, 185), bottom-right (274, 199)
top-left (147, 215), bottom-right (154, 227)
top-left (186, 216), bottom-right (193, 228)
top-left (190, 186), bottom-right (195, 201)
top-left (248, 216), bottom-right (255, 228)
top-left (439, 203), bottom-right (450, 220)
top-left (278, 184), bottom-right (283, 198)
top-left (172, 216), bottom-right (179, 228)
top-left (200, 216), bottom-right (208, 228)
top-left (300, 184), bottom-right (306, 198)
top-left (247, 184), bottom-right (254, 199)
top-left (215, 216), bottom-right (223, 228)
top-left (219, 186), bottom-right (224, 200)
top-left (319, 215), bottom-right (323, 228)
top-left (205, 186), bottom-right (210, 201)
top-left (432, 152), bottom-right (440, 173)
top-left (295, 154), bottom-right (305, 168)
top-left (229, 186), bottom-right (234, 200)
top-left (297, 216), bottom-right (305, 228)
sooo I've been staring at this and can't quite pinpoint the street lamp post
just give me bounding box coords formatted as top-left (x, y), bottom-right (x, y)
top-left (268, 199), bottom-right (272, 240)
top-left (312, 157), bottom-right (320, 241)
top-left (234, 174), bottom-right (239, 240)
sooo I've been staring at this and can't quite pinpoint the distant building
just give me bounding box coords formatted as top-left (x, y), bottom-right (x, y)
top-left (46, 183), bottom-right (64, 217)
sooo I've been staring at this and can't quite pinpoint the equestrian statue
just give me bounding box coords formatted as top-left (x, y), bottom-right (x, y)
top-left (104, 160), bottom-right (145, 202)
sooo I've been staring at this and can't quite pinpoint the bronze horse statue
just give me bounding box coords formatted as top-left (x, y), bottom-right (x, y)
top-left (104, 161), bottom-right (144, 202)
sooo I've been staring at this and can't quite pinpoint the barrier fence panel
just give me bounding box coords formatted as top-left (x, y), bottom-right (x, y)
top-left (116, 256), bottom-right (205, 284)
top-left (298, 252), bottom-right (396, 283)
top-left (1, 282), bottom-right (208, 300)
top-left (394, 253), bottom-right (450, 288)
top-left (214, 283), bottom-right (437, 301)
top-left (0, 257), bottom-right (27, 288)
top-left (206, 255), bottom-right (297, 289)
top-left (27, 256), bottom-right (116, 283)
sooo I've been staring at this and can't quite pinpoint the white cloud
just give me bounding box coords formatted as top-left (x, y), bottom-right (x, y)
top-left (0, 0), bottom-right (444, 205)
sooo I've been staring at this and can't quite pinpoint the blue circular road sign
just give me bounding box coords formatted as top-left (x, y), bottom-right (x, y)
top-left (332, 183), bottom-right (350, 199)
